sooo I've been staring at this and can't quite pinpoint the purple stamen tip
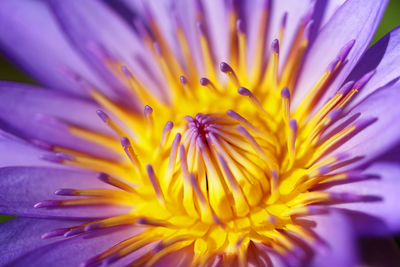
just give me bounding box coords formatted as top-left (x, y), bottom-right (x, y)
top-left (338, 39), bottom-right (356, 61)
top-left (335, 152), bottom-right (350, 162)
top-left (56, 153), bottom-right (74, 161)
top-left (236, 125), bottom-right (247, 135)
top-left (289, 119), bottom-right (298, 131)
top-left (144, 105), bottom-right (153, 116)
top-left (196, 21), bottom-right (205, 35)
top-left (121, 66), bottom-right (132, 78)
top-left (353, 70), bottom-right (376, 90)
top-left (303, 20), bottom-right (314, 40)
top-left (327, 57), bottom-right (340, 72)
top-left (185, 115), bottom-right (194, 122)
top-left (220, 62), bottom-right (232, 73)
top-left (338, 81), bottom-right (355, 95)
top-left (31, 139), bottom-right (53, 151)
top-left (354, 117), bottom-right (376, 129)
top-left (34, 200), bottom-right (60, 209)
top-left (41, 228), bottom-right (68, 239)
top-left (236, 19), bottom-right (245, 33)
top-left (200, 77), bottom-right (210, 86)
top-left (165, 121), bottom-right (173, 131)
top-left (263, 0), bottom-right (270, 9)
top-left (54, 188), bottom-right (75, 196)
top-left (64, 227), bottom-right (84, 237)
top-left (281, 87), bottom-right (290, 99)
top-left (153, 42), bottom-right (162, 56)
top-left (146, 164), bottom-right (155, 176)
top-left (307, 206), bottom-right (325, 215)
top-left (84, 222), bottom-right (101, 231)
top-left (331, 192), bottom-right (360, 202)
top-left (318, 166), bottom-right (331, 175)
top-left (40, 153), bottom-right (67, 164)
top-left (281, 12), bottom-right (288, 28)
top-left (96, 110), bottom-right (109, 122)
top-left (227, 109), bottom-right (238, 118)
top-left (98, 172), bottom-right (109, 182)
top-left (35, 114), bottom-right (66, 130)
top-left (270, 170), bottom-right (278, 179)
top-left (302, 1), bottom-right (316, 24)
top-left (271, 39), bottom-right (279, 54)
top-left (121, 137), bottom-right (131, 148)
top-left (180, 75), bottom-right (188, 85)
top-left (327, 108), bottom-right (342, 121)
top-left (238, 87), bottom-right (251, 96)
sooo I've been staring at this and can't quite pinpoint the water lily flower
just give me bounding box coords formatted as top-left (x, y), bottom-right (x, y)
top-left (1, 0), bottom-right (400, 266)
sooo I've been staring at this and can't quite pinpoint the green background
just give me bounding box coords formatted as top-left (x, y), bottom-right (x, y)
top-left (0, 0), bottom-right (399, 224)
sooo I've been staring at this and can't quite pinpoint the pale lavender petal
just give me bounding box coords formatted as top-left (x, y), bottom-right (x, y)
top-left (307, 210), bottom-right (357, 267)
top-left (0, 218), bottom-right (137, 267)
top-left (0, 167), bottom-right (131, 218)
top-left (0, 133), bottom-right (61, 168)
top-left (323, 82), bottom-right (400, 166)
top-left (0, 82), bottom-right (120, 160)
top-left (0, 218), bottom-right (85, 266)
top-left (0, 0), bottom-right (111, 97)
top-left (293, 0), bottom-right (388, 109)
top-left (344, 25), bottom-right (400, 109)
top-left (327, 162), bottom-right (400, 235)
top-left (47, 0), bottom-right (165, 106)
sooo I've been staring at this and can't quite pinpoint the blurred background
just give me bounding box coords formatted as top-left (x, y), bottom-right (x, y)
top-left (0, 0), bottom-right (399, 225)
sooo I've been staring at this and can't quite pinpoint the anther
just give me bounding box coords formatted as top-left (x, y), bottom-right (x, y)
top-left (146, 165), bottom-right (165, 204)
top-left (200, 77), bottom-right (219, 93)
top-left (160, 121), bottom-right (174, 147)
top-left (220, 62), bottom-right (240, 87)
top-left (272, 39), bottom-right (280, 54)
top-left (121, 137), bottom-right (141, 169)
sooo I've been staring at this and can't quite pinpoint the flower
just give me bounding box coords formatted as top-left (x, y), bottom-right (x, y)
top-left (0, 0), bottom-right (400, 266)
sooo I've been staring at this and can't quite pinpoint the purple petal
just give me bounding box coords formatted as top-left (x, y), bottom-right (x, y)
top-left (0, 82), bottom-right (120, 160)
top-left (307, 210), bottom-right (357, 267)
top-left (327, 162), bottom-right (400, 235)
top-left (344, 25), bottom-right (400, 109)
top-left (293, 0), bottom-right (388, 109)
top-left (47, 0), bottom-right (164, 107)
top-left (0, 133), bottom-right (61, 168)
top-left (0, 167), bottom-right (131, 219)
top-left (324, 82), bottom-right (400, 166)
top-left (0, 0), bottom-right (111, 97)
top-left (0, 218), bottom-right (137, 267)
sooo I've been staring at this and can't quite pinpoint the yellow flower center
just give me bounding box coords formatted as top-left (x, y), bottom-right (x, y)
top-left (35, 2), bottom-right (376, 266)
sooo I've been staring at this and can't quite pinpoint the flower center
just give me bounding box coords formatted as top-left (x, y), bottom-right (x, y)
top-left (32, 1), bottom-right (378, 265)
